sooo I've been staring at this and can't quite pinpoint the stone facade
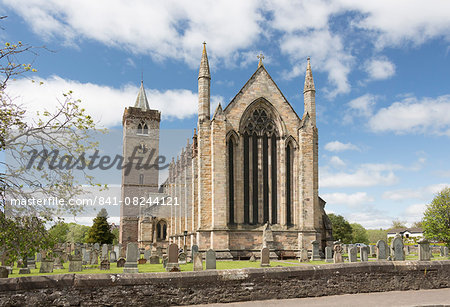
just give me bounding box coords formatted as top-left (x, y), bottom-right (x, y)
top-left (120, 45), bottom-right (333, 258)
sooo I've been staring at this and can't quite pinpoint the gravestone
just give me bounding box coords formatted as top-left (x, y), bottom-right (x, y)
top-left (440, 246), bottom-right (445, 257)
top-left (19, 267), bottom-right (31, 274)
top-left (260, 247), bottom-right (270, 267)
top-left (193, 253), bottom-right (203, 271)
top-left (348, 246), bottom-right (357, 262)
top-left (83, 250), bottom-right (90, 265)
top-left (149, 255), bottom-right (159, 264)
top-left (138, 258), bottom-right (147, 264)
top-left (163, 255), bottom-right (168, 268)
top-left (116, 258), bottom-right (126, 267)
top-left (191, 245), bottom-right (199, 263)
top-left (27, 254), bottom-right (36, 269)
top-left (0, 266), bottom-right (8, 278)
top-left (333, 244), bottom-right (343, 263)
top-left (444, 246), bottom-right (449, 257)
top-left (166, 243), bottom-right (179, 271)
top-left (249, 254), bottom-right (256, 262)
top-left (311, 240), bottom-right (321, 261)
top-left (114, 245), bottom-right (120, 257)
top-left (124, 242), bottom-right (139, 273)
top-left (325, 246), bottom-right (333, 262)
top-left (376, 240), bottom-right (388, 260)
top-left (206, 249), bottom-right (216, 270)
top-left (418, 239), bottom-right (431, 261)
top-left (102, 244), bottom-right (109, 261)
top-left (370, 245), bottom-right (377, 257)
top-left (360, 246), bottom-right (368, 262)
top-left (299, 248), bottom-right (309, 262)
top-left (94, 243), bottom-right (100, 251)
top-left (39, 259), bottom-right (54, 273)
top-left (100, 259), bottom-right (110, 270)
top-left (144, 250), bottom-right (151, 261)
top-left (69, 257), bottom-right (83, 272)
top-left (391, 235), bottom-right (405, 261)
top-left (110, 251), bottom-right (117, 263)
top-left (53, 256), bottom-right (64, 269)
top-left (90, 250), bottom-right (98, 265)
top-left (178, 252), bottom-right (187, 264)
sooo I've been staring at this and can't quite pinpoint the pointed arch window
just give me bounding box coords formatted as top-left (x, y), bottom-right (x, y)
top-left (228, 136), bottom-right (235, 225)
top-left (286, 142), bottom-right (293, 226)
top-left (137, 122), bottom-right (149, 135)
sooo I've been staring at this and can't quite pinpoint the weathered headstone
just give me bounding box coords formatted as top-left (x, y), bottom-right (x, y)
top-left (114, 245), bottom-right (120, 257)
top-left (144, 249), bottom-right (151, 261)
top-left (90, 250), bottom-right (98, 265)
top-left (333, 244), bottom-right (343, 263)
top-left (193, 253), bottom-right (203, 271)
top-left (205, 249), bottom-right (216, 270)
top-left (83, 250), bottom-right (90, 265)
top-left (123, 242), bottom-right (139, 273)
top-left (191, 245), bottom-right (199, 263)
top-left (391, 235), bottom-right (405, 261)
top-left (249, 254), bottom-right (256, 262)
top-left (39, 259), bottom-right (54, 273)
top-left (94, 243), bottom-right (100, 251)
top-left (260, 247), bottom-right (270, 267)
top-left (102, 244), bottom-right (109, 261)
top-left (299, 248), bottom-right (309, 262)
top-left (444, 246), bottom-right (449, 257)
top-left (348, 246), bottom-right (357, 262)
top-left (418, 239), bottom-right (431, 261)
top-left (360, 246), bottom-right (368, 262)
top-left (325, 246), bottom-right (333, 262)
top-left (376, 240), bottom-right (388, 260)
top-left (0, 266), bottom-right (9, 278)
top-left (100, 259), bottom-right (110, 270)
top-left (27, 254), bottom-right (36, 269)
top-left (69, 257), bottom-right (83, 272)
top-left (149, 255), bottom-right (159, 264)
top-left (178, 252), bottom-right (187, 264)
top-left (116, 258), bottom-right (126, 267)
top-left (138, 258), bottom-right (147, 264)
top-left (370, 245), bottom-right (377, 257)
top-left (19, 267), bottom-right (31, 274)
top-left (311, 240), bottom-right (321, 261)
top-left (110, 251), bottom-right (117, 263)
top-left (163, 255), bottom-right (168, 268)
top-left (166, 243), bottom-right (179, 271)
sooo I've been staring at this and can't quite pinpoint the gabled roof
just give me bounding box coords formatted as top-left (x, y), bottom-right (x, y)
top-left (387, 227), bottom-right (423, 234)
top-left (223, 64), bottom-right (302, 122)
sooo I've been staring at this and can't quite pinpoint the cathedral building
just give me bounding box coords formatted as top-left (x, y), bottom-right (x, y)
top-left (120, 44), bottom-right (333, 259)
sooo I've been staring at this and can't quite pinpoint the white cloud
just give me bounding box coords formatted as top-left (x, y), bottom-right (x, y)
top-left (320, 163), bottom-right (399, 188)
top-left (368, 95), bottom-right (450, 136)
top-left (382, 183), bottom-right (450, 201)
top-left (324, 141), bottom-right (359, 152)
top-left (364, 57), bottom-right (395, 80)
top-left (321, 192), bottom-right (374, 207)
top-left (329, 156), bottom-right (346, 168)
top-left (347, 210), bottom-right (393, 229)
top-left (403, 203), bottom-right (427, 225)
top-left (7, 76), bottom-right (223, 127)
top-left (343, 94), bottom-right (378, 123)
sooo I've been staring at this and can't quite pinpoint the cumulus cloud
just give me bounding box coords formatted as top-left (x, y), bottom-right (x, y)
top-left (382, 183), bottom-right (450, 201)
top-left (343, 94), bottom-right (378, 123)
top-left (320, 163), bottom-right (400, 188)
top-left (324, 141), bottom-right (359, 152)
top-left (368, 95), bottom-right (450, 136)
top-left (403, 203), bottom-right (427, 225)
top-left (329, 156), bottom-right (346, 168)
top-left (364, 57), bottom-right (396, 80)
top-left (321, 192), bottom-right (374, 207)
top-left (7, 76), bottom-right (223, 127)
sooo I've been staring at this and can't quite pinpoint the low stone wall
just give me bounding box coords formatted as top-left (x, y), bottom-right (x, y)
top-left (1, 261), bottom-right (450, 306)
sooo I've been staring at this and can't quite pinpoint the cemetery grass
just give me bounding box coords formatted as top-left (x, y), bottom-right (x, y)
top-left (8, 260), bottom-right (299, 278)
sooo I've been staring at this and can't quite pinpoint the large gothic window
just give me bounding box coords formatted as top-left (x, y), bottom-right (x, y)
top-left (228, 137), bottom-right (235, 225)
top-left (238, 107), bottom-right (278, 225)
top-left (286, 142), bottom-right (293, 226)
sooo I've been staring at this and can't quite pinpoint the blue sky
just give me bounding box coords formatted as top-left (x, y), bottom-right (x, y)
top-left (1, 0), bottom-right (450, 228)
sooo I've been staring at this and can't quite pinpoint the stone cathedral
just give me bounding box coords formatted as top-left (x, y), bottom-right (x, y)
top-left (120, 44), bottom-right (333, 259)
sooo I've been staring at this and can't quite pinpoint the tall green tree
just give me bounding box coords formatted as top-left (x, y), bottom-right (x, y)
top-left (66, 223), bottom-right (90, 243)
top-left (367, 228), bottom-right (388, 243)
top-left (48, 221), bottom-right (70, 243)
top-left (328, 213), bottom-right (353, 243)
top-left (86, 209), bottom-right (114, 244)
top-left (351, 223), bottom-right (369, 244)
top-left (422, 187), bottom-right (450, 247)
top-left (389, 219), bottom-right (407, 229)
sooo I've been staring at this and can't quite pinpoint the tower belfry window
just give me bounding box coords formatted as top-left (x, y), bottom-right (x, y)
top-left (137, 122), bottom-right (149, 135)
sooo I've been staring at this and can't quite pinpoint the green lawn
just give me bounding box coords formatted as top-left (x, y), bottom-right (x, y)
top-left (7, 260), bottom-right (300, 278)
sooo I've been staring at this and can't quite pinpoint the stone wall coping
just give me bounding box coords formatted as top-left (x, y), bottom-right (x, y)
top-left (1, 261), bottom-right (449, 292)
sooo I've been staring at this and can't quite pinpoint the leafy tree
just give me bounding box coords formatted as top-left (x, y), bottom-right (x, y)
top-left (422, 187), bottom-right (450, 247)
top-left (328, 213), bottom-right (353, 243)
top-left (390, 219), bottom-right (407, 229)
top-left (367, 228), bottom-right (388, 243)
top-left (0, 19), bottom-right (102, 261)
top-left (66, 223), bottom-right (90, 243)
top-left (112, 227), bottom-right (119, 245)
top-left (412, 221), bottom-right (423, 229)
top-left (48, 221), bottom-right (70, 243)
top-left (351, 223), bottom-right (369, 244)
top-left (86, 209), bottom-right (114, 244)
